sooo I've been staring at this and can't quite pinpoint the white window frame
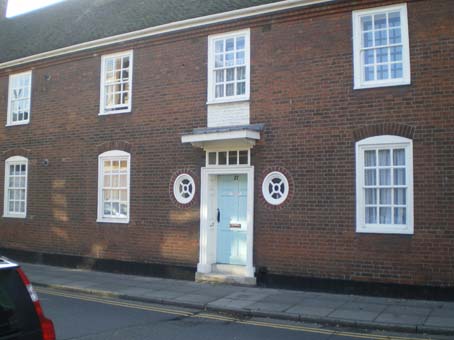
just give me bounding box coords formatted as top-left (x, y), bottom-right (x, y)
top-left (352, 3), bottom-right (410, 89)
top-left (262, 171), bottom-right (289, 206)
top-left (7, 71), bottom-right (32, 126)
top-left (99, 50), bottom-right (133, 115)
top-left (3, 156), bottom-right (28, 218)
top-left (97, 150), bottom-right (131, 224)
top-left (356, 135), bottom-right (413, 234)
top-left (207, 29), bottom-right (250, 104)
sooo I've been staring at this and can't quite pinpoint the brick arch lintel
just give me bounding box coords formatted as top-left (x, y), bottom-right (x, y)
top-left (353, 123), bottom-right (415, 142)
top-left (2, 148), bottom-right (31, 161)
top-left (96, 141), bottom-right (132, 154)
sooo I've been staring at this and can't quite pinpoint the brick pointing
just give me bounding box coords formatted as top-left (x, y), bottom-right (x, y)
top-left (0, 0), bottom-right (453, 287)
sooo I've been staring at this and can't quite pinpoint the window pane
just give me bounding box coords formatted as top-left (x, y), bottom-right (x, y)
top-left (236, 51), bottom-right (245, 65)
top-left (112, 175), bottom-right (119, 187)
top-left (365, 169), bottom-right (376, 186)
top-left (120, 160), bottom-right (128, 171)
top-left (120, 174), bottom-right (127, 187)
top-left (120, 204), bottom-right (128, 217)
top-left (237, 66), bottom-right (246, 80)
top-left (364, 150), bottom-right (376, 166)
top-left (388, 12), bottom-right (401, 27)
top-left (208, 152), bottom-right (216, 165)
top-left (389, 28), bottom-right (401, 44)
top-left (112, 190), bottom-right (119, 200)
top-left (225, 38), bottom-right (234, 51)
top-left (363, 32), bottom-right (373, 48)
top-left (112, 202), bottom-right (120, 215)
top-left (364, 50), bottom-right (374, 65)
top-left (120, 189), bottom-right (127, 201)
top-left (365, 188), bottom-right (376, 204)
top-left (377, 64), bottom-right (388, 80)
top-left (104, 202), bottom-right (111, 215)
top-left (215, 40), bottom-right (223, 53)
top-left (225, 53), bottom-right (234, 67)
top-left (366, 207), bottom-right (377, 224)
top-left (215, 54), bottom-right (224, 68)
top-left (218, 152), bottom-right (227, 165)
top-left (226, 68), bottom-right (234, 81)
top-left (104, 175), bottom-right (111, 187)
top-left (376, 47), bottom-right (388, 63)
top-left (393, 149), bottom-right (405, 165)
top-left (215, 70), bottom-right (224, 83)
top-left (378, 150), bottom-right (391, 166)
top-left (374, 14), bottom-right (387, 29)
top-left (236, 36), bottom-right (245, 50)
top-left (394, 188), bottom-right (406, 205)
top-left (390, 46), bottom-right (402, 61)
top-left (379, 188), bottom-right (391, 204)
top-left (215, 85), bottom-right (224, 98)
top-left (394, 207), bottom-right (406, 224)
top-left (239, 151), bottom-right (248, 164)
top-left (379, 169), bottom-right (391, 185)
top-left (228, 151), bottom-right (238, 165)
top-left (394, 168), bottom-right (406, 185)
top-left (226, 83), bottom-right (234, 96)
top-left (237, 82), bottom-right (246, 95)
top-left (379, 207), bottom-right (392, 224)
top-left (375, 30), bottom-right (387, 46)
top-left (391, 63), bottom-right (403, 78)
top-left (361, 15), bottom-right (372, 31)
top-left (365, 66), bottom-right (374, 81)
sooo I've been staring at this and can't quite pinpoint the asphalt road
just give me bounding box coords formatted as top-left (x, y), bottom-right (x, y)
top-left (37, 287), bottom-right (434, 340)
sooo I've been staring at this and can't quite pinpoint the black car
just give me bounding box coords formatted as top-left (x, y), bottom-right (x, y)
top-left (0, 257), bottom-right (55, 340)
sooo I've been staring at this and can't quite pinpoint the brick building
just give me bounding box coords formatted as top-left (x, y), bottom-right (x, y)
top-left (0, 0), bottom-right (453, 296)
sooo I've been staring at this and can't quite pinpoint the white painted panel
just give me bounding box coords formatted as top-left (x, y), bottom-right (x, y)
top-left (207, 102), bottom-right (250, 128)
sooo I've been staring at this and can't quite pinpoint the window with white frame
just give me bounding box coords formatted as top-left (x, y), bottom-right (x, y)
top-left (353, 4), bottom-right (410, 89)
top-left (208, 29), bottom-right (250, 103)
top-left (100, 51), bottom-right (133, 114)
top-left (206, 150), bottom-right (250, 167)
top-left (356, 135), bottom-right (413, 234)
top-left (97, 150), bottom-right (130, 223)
top-left (3, 156), bottom-right (28, 218)
top-left (7, 71), bottom-right (32, 126)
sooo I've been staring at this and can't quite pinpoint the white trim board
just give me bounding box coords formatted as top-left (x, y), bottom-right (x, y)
top-left (0, 0), bottom-right (334, 70)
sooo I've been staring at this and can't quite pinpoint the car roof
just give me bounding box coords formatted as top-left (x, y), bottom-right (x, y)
top-left (0, 256), bottom-right (19, 269)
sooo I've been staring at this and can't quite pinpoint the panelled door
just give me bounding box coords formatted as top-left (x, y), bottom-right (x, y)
top-left (216, 174), bottom-right (247, 265)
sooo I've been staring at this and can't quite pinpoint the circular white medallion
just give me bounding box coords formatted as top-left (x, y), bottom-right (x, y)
top-left (262, 171), bottom-right (289, 205)
top-left (173, 174), bottom-right (196, 204)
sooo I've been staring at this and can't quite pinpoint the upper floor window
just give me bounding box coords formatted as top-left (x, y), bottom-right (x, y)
top-left (207, 29), bottom-right (250, 104)
top-left (3, 156), bottom-right (28, 218)
top-left (97, 150), bottom-right (130, 223)
top-left (7, 71), bottom-right (32, 126)
top-left (353, 4), bottom-right (410, 89)
top-left (356, 135), bottom-right (413, 234)
top-left (100, 51), bottom-right (133, 115)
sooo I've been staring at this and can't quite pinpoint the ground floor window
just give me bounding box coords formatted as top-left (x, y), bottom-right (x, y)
top-left (3, 156), bottom-right (28, 218)
top-left (356, 135), bottom-right (413, 234)
top-left (97, 150), bottom-right (130, 223)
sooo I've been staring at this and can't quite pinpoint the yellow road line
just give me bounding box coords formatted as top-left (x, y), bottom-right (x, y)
top-left (37, 287), bottom-right (431, 340)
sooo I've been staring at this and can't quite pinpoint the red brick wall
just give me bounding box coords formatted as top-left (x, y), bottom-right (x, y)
top-left (0, 0), bottom-right (453, 286)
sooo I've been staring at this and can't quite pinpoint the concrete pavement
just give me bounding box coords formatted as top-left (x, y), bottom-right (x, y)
top-left (21, 262), bottom-right (454, 336)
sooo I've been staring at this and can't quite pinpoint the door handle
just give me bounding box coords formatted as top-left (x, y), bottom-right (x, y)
top-left (217, 208), bottom-right (220, 223)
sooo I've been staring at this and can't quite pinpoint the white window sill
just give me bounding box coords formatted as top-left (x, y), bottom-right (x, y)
top-left (6, 121), bottom-right (30, 127)
top-left (97, 217), bottom-right (129, 224)
top-left (206, 96), bottom-right (250, 105)
top-left (3, 214), bottom-right (26, 219)
top-left (98, 109), bottom-right (131, 116)
top-left (354, 79), bottom-right (411, 90)
top-left (356, 225), bottom-right (413, 235)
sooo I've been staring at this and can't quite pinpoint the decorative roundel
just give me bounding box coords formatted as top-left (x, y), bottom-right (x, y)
top-left (262, 171), bottom-right (289, 206)
top-left (173, 174), bottom-right (196, 205)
